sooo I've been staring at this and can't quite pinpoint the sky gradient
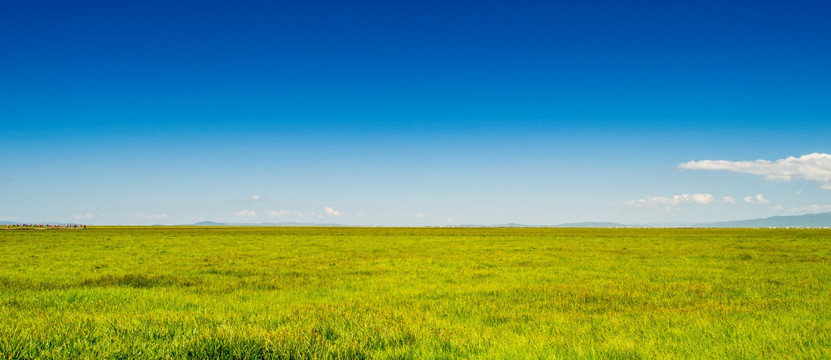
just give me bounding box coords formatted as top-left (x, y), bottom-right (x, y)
top-left (2, 0), bottom-right (830, 225)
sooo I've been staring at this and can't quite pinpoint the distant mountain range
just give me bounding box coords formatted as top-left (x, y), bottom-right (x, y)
top-left (694, 212), bottom-right (831, 228)
top-left (437, 213), bottom-right (831, 228)
top-left (4, 212), bottom-right (830, 228)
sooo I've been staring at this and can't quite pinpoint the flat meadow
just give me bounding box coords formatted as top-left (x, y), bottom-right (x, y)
top-left (0, 227), bottom-right (829, 359)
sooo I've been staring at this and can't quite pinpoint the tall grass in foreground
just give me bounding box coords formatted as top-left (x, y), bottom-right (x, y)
top-left (1, 227), bottom-right (829, 359)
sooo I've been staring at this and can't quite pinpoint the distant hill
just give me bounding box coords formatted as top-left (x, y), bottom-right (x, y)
top-left (194, 221), bottom-right (224, 226)
top-left (699, 212), bottom-right (831, 228)
top-left (493, 223), bottom-right (545, 228)
top-left (446, 214), bottom-right (831, 228)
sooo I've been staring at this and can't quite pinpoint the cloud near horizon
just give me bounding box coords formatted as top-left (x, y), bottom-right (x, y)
top-left (790, 204), bottom-right (831, 213)
top-left (266, 210), bottom-right (290, 217)
top-left (744, 194), bottom-right (770, 204)
top-left (679, 153), bottom-right (831, 190)
top-left (324, 207), bottom-right (341, 216)
top-left (235, 209), bottom-right (256, 217)
top-left (625, 193), bottom-right (714, 209)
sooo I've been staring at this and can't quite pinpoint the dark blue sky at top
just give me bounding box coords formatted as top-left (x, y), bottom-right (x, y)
top-left (2, 0), bottom-right (830, 224)
top-left (5, 0), bottom-right (829, 132)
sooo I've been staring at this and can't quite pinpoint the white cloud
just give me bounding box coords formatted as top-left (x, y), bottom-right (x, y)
top-left (790, 204), bottom-right (831, 213)
top-left (441, 217), bottom-right (454, 223)
top-left (251, 195), bottom-right (260, 201)
top-left (723, 196), bottom-right (736, 204)
top-left (134, 213), bottom-right (168, 219)
top-left (357, 212), bottom-right (367, 217)
top-left (408, 213), bottom-right (428, 218)
top-left (75, 212), bottom-right (94, 220)
top-left (770, 204), bottom-right (784, 211)
top-left (235, 209), bottom-right (257, 217)
top-left (679, 153), bottom-right (831, 190)
top-left (324, 207), bottom-right (341, 216)
top-left (744, 194), bottom-right (770, 204)
top-left (266, 210), bottom-right (290, 217)
top-left (625, 193), bottom-right (714, 208)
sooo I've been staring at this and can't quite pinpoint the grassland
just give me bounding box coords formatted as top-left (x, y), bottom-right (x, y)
top-left (0, 227), bottom-right (829, 359)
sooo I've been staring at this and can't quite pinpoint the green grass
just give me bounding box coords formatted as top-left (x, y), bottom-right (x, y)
top-left (1, 227), bottom-right (829, 359)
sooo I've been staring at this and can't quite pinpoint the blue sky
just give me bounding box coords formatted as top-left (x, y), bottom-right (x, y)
top-left (2, 0), bottom-right (830, 225)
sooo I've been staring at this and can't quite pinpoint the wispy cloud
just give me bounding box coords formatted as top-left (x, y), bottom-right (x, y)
top-left (790, 204), bottom-right (831, 213)
top-left (235, 209), bottom-right (257, 217)
top-left (266, 210), bottom-right (290, 217)
top-left (744, 194), bottom-right (770, 204)
top-left (408, 213), bottom-right (428, 218)
top-left (134, 213), bottom-right (168, 219)
top-left (251, 195), bottom-right (260, 201)
top-left (75, 212), bottom-right (94, 220)
top-left (357, 212), bottom-right (367, 217)
top-left (679, 153), bottom-right (831, 190)
top-left (625, 193), bottom-right (714, 208)
top-left (324, 207), bottom-right (341, 217)
top-left (723, 196), bottom-right (736, 204)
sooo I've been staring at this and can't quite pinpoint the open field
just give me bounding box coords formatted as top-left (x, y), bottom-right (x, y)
top-left (1, 227), bottom-right (829, 359)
